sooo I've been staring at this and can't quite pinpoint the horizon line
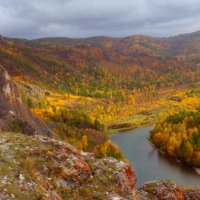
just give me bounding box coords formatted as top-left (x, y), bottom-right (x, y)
top-left (1, 29), bottom-right (200, 41)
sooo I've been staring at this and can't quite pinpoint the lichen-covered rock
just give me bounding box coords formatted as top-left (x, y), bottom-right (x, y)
top-left (184, 188), bottom-right (200, 199)
top-left (137, 180), bottom-right (200, 200)
top-left (0, 132), bottom-right (137, 200)
top-left (92, 158), bottom-right (137, 200)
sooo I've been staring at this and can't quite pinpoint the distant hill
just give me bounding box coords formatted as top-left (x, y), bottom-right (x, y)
top-left (1, 31), bottom-right (200, 99)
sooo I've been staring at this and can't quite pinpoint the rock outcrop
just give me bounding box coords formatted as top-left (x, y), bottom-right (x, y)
top-left (137, 180), bottom-right (200, 200)
top-left (0, 65), bottom-right (53, 136)
top-left (0, 132), bottom-right (137, 200)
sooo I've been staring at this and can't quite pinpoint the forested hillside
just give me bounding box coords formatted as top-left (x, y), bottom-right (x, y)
top-left (1, 32), bottom-right (200, 100)
top-left (1, 31), bottom-right (200, 158)
top-left (150, 107), bottom-right (200, 167)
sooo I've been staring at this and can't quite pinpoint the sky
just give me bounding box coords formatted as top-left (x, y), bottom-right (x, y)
top-left (0, 0), bottom-right (200, 39)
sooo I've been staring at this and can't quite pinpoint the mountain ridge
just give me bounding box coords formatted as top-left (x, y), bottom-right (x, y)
top-left (4, 29), bottom-right (200, 40)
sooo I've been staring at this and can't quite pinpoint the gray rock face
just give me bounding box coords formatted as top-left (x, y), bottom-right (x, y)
top-left (93, 158), bottom-right (137, 200)
top-left (0, 65), bottom-right (53, 136)
top-left (137, 180), bottom-right (200, 200)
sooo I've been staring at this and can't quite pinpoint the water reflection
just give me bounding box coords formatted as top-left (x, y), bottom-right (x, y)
top-left (110, 126), bottom-right (200, 187)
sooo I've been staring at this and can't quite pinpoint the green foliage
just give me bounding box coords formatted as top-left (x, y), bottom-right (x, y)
top-left (166, 111), bottom-right (191, 124)
top-left (191, 133), bottom-right (200, 149)
top-left (51, 108), bottom-right (104, 131)
top-left (9, 119), bottom-right (25, 133)
top-left (25, 97), bottom-right (34, 108)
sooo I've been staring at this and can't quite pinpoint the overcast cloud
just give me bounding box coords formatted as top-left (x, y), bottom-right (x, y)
top-left (0, 0), bottom-right (200, 39)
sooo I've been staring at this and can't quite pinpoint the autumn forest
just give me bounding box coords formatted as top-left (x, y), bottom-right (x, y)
top-left (1, 31), bottom-right (200, 164)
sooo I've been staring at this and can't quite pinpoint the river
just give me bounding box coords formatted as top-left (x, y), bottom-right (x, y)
top-left (109, 126), bottom-right (200, 187)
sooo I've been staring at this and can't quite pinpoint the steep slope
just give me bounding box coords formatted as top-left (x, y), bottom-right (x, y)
top-left (0, 65), bottom-right (53, 136)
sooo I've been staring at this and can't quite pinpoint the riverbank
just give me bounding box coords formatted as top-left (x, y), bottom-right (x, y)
top-left (108, 123), bottom-right (154, 134)
top-left (110, 126), bottom-right (200, 187)
top-left (150, 110), bottom-right (200, 168)
top-left (149, 137), bottom-right (200, 171)
top-left (106, 102), bottom-right (168, 134)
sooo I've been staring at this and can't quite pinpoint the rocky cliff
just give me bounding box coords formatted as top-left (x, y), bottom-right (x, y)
top-left (0, 132), bottom-right (137, 200)
top-left (0, 65), bottom-right (53, 136)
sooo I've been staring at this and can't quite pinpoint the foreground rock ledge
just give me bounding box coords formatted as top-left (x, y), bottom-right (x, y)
top-left (0, 131), bottom-right (200, 200)
top-left (0, 132), bottom-right (137, 200)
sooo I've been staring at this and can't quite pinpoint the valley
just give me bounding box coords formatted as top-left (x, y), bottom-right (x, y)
top-left (1, 31), bottom-right (200, 199)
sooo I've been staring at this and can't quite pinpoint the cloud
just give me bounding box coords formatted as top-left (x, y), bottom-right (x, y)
top-left (0, 0), bottom-right (200, 38)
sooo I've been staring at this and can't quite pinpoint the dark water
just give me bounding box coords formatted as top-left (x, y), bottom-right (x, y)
top-left (110, 126), bottom-right (200, 187)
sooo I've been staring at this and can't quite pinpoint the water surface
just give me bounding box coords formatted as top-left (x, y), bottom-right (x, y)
top-left (110, 126), bottom-right (200, 187)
